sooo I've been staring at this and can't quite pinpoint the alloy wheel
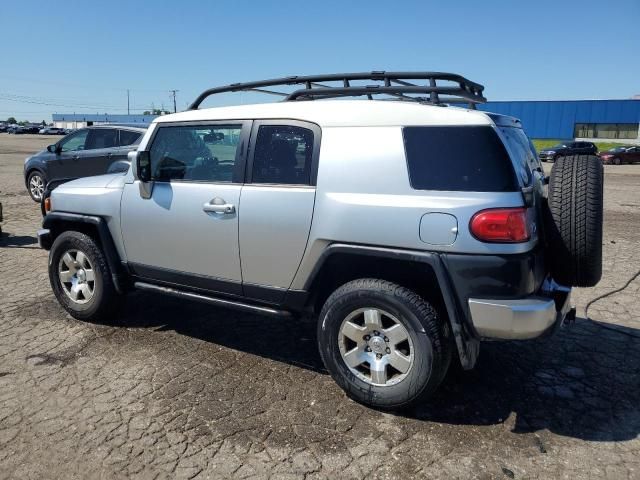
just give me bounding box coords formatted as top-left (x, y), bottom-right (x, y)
top-left (338, 307), bottom-right (414, 386)
top-left (58, 249), bottom-right (95, 304)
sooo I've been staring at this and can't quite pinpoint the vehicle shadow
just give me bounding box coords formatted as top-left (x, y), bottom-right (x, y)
top-left (115, 292), bottom-right (640, 442)
top-left (0, 233), bottom-right (38, 248)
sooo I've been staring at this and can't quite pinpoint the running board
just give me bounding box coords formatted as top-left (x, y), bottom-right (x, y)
top-left (134, 282), bottom-right (292, 318)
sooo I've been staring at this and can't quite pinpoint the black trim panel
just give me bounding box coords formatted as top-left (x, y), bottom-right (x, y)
top-left (128, 262), bottom-right (243, 297)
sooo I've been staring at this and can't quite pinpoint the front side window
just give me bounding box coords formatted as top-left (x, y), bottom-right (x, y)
top-left (119, 129), bottom-right (142, 146)
top-left (59, 129), bottom-right (89, 152)
top-left (149, 124), bottom-right (242, 182)
top-left (402, 126), bottom-right (519, 192)
top-left (251, 125), bottom-right (314, 185)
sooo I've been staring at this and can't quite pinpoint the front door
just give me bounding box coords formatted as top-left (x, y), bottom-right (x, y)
top-left (120, 121), bottom-right (251, 296)
top-left (47, 128), bottom-right (90, 181)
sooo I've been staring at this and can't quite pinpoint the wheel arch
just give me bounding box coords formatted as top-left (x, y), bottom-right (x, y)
top-left (25, 167), bottom-right (46, 188)
top-left (300, 244), bottom-right (480, 369)
top-left (43, 212), bottom-right (128, 294)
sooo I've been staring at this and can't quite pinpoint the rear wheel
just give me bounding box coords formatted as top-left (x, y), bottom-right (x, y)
top-left (545, 155), bottom-right (603, 287)
top-left (27, 171), bottom-right (45, 202)
top-left (317, 279), bottom-right (451, 410)
top-left (49, 231), bottom-right (120, 321)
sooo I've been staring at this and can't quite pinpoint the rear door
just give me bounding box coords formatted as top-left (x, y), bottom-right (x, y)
top-left (239, 121), bottom-right (320, 302)
top-left (109, 129), bottom-right (143, 171)
top-left (81, 128), bottom-right (119, 176)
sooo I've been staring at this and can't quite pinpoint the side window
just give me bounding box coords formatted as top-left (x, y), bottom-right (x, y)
top-left (85, 129), bottom-right (118, 150)
top-left (251, 125), bottom-right (314, 185)
top-left (403, 126), bottom-right (519, 192)
top-left (149, 124), bottom-right (242, 182)
top-left (119, 129), bottom-right (142, 146)
top-left (59, 129), bottom-right (89, 152)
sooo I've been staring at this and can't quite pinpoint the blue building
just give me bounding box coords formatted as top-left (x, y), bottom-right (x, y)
top-left (479, 99), bottom-right (640, 142)
top-left (52, 113), bottom-right (158, 129)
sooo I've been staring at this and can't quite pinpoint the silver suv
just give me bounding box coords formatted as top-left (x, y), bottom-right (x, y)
top-left (37, 72), bottom-right (603, 409)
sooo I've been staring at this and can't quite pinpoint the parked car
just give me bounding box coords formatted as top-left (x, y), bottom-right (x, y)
top-left (24, 125), bottom-right (146, 202)
top-left (37, 72), bottom-right (603, 410)
top-left (599, 145), bottom-right (640, 165)
top-left (39, 127), bottom-right (66, 135)
top-left (7, 125), bottom-right (26, 134)
top-left (539, 141), bottom-right (597, 161)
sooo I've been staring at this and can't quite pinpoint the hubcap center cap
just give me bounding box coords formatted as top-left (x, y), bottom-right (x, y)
top-left (77, 269), bottom-right (86, 283)
top-left (368, 336), bottom-right (386, 354)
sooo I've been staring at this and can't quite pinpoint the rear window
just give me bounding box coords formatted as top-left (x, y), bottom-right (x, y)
top-left (119, 129), bottom-right (142, 146)
top-left (402, 126), bottom-right (518, 192)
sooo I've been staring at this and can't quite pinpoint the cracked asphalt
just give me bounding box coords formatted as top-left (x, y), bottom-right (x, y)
top-left (1, 134), bottom-right (639, 479)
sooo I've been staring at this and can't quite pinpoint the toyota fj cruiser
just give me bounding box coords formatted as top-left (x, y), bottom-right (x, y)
top-left (37, 72), bottom-right (603, 409)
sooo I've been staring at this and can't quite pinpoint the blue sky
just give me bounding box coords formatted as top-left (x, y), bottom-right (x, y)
top-left (1, 0), bottom-right (638, 122)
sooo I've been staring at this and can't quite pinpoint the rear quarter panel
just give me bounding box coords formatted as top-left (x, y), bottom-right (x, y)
top-left (291, 125), bottom-right (537, 289)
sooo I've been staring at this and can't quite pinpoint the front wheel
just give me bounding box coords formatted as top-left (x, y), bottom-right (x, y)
top-left (613, 157), bottom-right (621, 165)
top-left (49, 231), bottom-right (120, 321)
top-left (27, 171), bottom-right (46, 202)
top-left (317, 279), bottom-right (451, 410)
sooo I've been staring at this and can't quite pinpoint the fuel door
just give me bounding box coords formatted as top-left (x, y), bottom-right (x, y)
top-left (419, 213), bottom-right (458, 245)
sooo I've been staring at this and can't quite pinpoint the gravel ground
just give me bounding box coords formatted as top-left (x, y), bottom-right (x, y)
top-left (1, 134), bottom-right (639, 479)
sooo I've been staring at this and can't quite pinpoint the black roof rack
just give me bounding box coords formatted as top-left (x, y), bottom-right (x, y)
top-left (188, 71), bottom-right (486, 110)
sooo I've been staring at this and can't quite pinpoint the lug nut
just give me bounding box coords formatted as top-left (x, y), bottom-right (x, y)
top-left (384, 336), bottom-right (389, 342)
top-left (365, 346), bottom-right (371, 352)
top-left (376, 353), bottom-right (382, 359)
top-left (385, 348), bottom-right (391, 354)
top-left (373, 330), bottom-right (379, 336)
top-left (363, 335), bottom-right (370, 341)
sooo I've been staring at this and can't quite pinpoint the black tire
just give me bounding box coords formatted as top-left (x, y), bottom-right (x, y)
top-left (49, 231), bottom-right (120, 321)
top-left (317, 279), bottom-right (451, 410)
top-left (26, 170), bottom-right (46, 202)
top-left (546, 155), bottom-right (603, 287)
top-left (613, 157), bottom-right (621, 166)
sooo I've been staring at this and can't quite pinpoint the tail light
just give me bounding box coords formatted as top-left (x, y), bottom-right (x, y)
top-left (470, 207), bottom-right (530, 243)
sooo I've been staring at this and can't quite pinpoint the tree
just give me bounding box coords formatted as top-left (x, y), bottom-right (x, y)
top-left (41, 120), bottom-right (46, 126)
top-left (7, 117), bottom-right (16, 124)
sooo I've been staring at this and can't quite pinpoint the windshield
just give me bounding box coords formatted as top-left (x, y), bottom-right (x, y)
top-left (551, 143), bottom-right (568, 149)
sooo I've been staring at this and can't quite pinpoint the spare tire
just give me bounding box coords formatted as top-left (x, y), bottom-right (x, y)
top-left (545, 154), bottom-right (603, 287)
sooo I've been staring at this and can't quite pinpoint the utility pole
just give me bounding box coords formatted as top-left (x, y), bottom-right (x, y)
top-left (127, 89), bottom-right (130, 115)
top-left (169, 89), bottom-right (179, 113)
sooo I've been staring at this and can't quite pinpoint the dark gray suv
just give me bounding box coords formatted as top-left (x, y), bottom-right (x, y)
top-left (23, 125), bottom-right (146, 201)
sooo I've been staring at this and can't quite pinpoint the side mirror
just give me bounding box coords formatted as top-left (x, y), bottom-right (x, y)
top-left (47, 144), bottom-right (58, 154)
top-left (133, 151), bottom-right (151, 182)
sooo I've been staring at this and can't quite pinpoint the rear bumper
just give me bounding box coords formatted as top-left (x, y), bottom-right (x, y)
top-left (468, 279), bottom-right (572, 340)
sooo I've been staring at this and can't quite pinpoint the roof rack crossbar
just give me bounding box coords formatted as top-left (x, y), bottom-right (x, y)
top-left (188, 71), bottom-right (486, 110)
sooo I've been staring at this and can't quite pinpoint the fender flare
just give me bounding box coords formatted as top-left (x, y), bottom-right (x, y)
top-left (302, 244), bottom-right (480, 369)
top-left (42, 212), bottom-right (127, 294)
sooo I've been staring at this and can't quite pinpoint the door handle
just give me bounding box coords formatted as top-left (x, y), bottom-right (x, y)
top-left (203, 197), bottom-right (235, 214)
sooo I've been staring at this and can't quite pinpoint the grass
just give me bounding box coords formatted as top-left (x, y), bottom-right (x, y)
top-left (532, 139), bottom-right (625, 153)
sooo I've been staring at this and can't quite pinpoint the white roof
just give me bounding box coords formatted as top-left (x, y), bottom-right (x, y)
top-left (154, 100), bottom-right (493, 128)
